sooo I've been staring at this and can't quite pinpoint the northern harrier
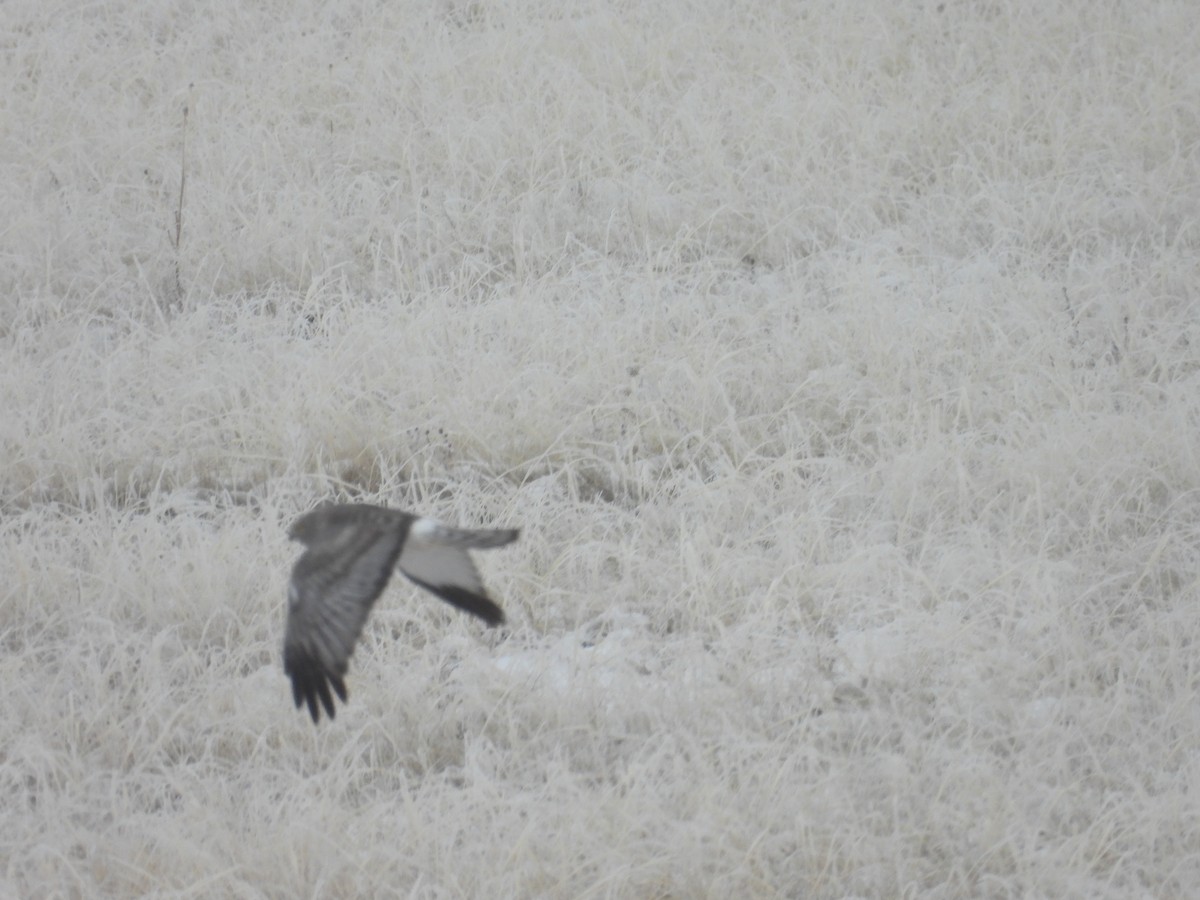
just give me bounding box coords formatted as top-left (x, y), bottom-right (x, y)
top-left (283, 503), bottom-right (518, 723)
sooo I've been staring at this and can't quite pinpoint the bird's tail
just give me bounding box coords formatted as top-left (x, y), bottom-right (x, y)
top-left (421, 522), bottom-right (520, 550)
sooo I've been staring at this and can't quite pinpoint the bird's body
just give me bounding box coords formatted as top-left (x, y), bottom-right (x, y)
top-left (283, 503), bottom-right (518, 723)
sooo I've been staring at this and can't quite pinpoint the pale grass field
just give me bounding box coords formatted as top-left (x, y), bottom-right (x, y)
top-left (3, 0), bottom-right (1199, 896)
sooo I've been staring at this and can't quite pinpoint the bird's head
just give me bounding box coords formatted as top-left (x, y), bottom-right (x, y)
top-left (288, 508), bottom-right (325, 545)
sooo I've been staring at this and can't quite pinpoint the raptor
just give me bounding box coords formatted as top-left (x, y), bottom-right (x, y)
top-left (283, 503), bottom-right (518, 723)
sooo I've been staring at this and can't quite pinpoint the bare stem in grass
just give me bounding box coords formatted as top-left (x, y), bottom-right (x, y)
top-left (168, 84), bottom-right (193, 307)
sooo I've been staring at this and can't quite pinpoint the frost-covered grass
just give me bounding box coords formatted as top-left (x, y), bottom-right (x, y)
top-left (3, 0), bottom-right (1199, 896)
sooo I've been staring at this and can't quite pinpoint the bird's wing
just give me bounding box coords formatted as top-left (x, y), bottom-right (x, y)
top-left (397, 519), bottom-right (516, 627)
top-left (283, 525), bottom-right (406, 722)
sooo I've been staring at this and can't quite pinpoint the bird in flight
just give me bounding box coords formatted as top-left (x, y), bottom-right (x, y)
top-left (283, 503), bottom-right (518, 723)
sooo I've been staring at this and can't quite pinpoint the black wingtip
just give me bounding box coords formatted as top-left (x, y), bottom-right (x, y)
top-left (286, 652), bottom-right (349, 724)
top-left (443, 585), bottom-right (505, 626)
top-left (406, 577), bottom-right (506, 626)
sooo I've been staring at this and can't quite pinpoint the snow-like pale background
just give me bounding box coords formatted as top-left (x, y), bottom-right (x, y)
top-left (3, 0), bottom-right (1199, 896)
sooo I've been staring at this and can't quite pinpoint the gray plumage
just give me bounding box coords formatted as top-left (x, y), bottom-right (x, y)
top-left (283, 503), bottom-right (518, 723)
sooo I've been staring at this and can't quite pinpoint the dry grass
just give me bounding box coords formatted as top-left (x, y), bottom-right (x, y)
top-left (3, 0), bottom-right (1199, 896)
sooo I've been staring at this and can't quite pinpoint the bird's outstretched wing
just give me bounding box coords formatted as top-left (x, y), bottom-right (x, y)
top-left (283, 520), bottom-right (407, 723)
top-left (398, 519), bottom-right (519, 626)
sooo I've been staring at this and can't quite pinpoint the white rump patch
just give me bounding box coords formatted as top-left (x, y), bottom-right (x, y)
top-left (408, 517), bottom-right (441, 543)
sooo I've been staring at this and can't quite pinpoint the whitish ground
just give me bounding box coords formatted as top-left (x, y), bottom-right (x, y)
top-left (2, 0), bottom-right (1198, 896)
